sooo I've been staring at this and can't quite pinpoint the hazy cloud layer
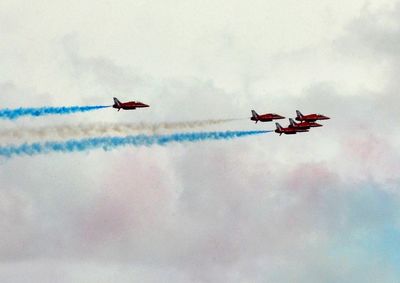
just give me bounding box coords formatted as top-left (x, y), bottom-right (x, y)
top-left (1, 1), bottom-right (400, 282)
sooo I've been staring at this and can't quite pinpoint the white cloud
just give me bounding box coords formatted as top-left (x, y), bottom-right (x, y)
top-left (1, 1), bottom-right (400, 282)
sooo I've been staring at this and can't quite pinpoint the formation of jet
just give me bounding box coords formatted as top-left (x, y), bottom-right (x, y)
top-left (112, 97), bottom-right (149, 111)
top-left (250, 110), bottom-right (285, 123)
top-left (275, 110), bottom-right (329, 135)
top-left (250, 109), bottom-right (329, 136)
top-left (110, 98), bottom-right (328, 137)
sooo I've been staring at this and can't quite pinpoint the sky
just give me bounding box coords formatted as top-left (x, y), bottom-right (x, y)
top-left (1, 0), bottom-right (400, 282)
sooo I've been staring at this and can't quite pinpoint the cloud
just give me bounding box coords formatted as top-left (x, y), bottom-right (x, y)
top-left (1, 1), bottom-right (400, 282)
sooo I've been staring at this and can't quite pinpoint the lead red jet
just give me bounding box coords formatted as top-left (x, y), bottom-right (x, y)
top-left (275, 122), bottom-right (298, 136)
top-left (295, 110), bottom-right (330, 122)
top-left (112, 97), bottom-right (149, 111)
top-left (250, 110), bottom-right (285, 123)
top-left (289, 118), bottom-right (322, 130)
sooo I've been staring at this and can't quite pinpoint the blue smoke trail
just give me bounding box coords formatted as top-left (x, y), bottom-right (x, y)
top-left (0, 130), bottom-right (271, 158)
top-left (0, 105), bottom-right (110, 120)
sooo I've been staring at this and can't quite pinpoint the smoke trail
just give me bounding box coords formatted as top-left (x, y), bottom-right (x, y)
top-left (0, 130), bottom-right (271, 158)
top-left (0, 105), bottom-right (110, 120)
top-left (0, 119), bottom-right (241, 141)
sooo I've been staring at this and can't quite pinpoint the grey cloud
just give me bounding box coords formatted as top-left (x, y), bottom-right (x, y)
top-left (342, 4), bottom-right (400, 57)
top-left (1, 1), bottom-right (400, 283)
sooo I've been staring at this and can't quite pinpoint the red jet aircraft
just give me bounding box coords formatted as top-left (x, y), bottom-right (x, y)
top-left (250, 110), bottom-right (285, 123)
top-left (275, 122), bottom-right (298, 136)
top-left (112, 97), bottom-right (149, 111)
top-left (289, 118), bottom-right (322, 130)
top-left (295, 110), bottom-right (330, 122)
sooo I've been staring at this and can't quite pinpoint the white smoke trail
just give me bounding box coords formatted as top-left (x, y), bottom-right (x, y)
top-left (0, 119), bottom-right (242, 142)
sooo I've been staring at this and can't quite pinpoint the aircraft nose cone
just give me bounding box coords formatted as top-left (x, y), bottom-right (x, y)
top-left (143, 104), bottom-right (150, 107)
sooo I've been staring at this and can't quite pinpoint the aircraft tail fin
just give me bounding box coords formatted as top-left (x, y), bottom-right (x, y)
top-left (289, 118), bottom-right (296, 126)
top-left (275, 122), bottom-right (283, 130)
top-left (251, 110), bottom-right (259, 123)
top-left (113, 97), bottom-right (122, 108)
top-left (296, 110), bottom-right (304, 119)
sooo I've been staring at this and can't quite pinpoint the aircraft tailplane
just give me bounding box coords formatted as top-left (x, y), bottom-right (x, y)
top-left (296, 110), bottom-right (304, 119)
top-left (113, 97), bottom-right (122, 108)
